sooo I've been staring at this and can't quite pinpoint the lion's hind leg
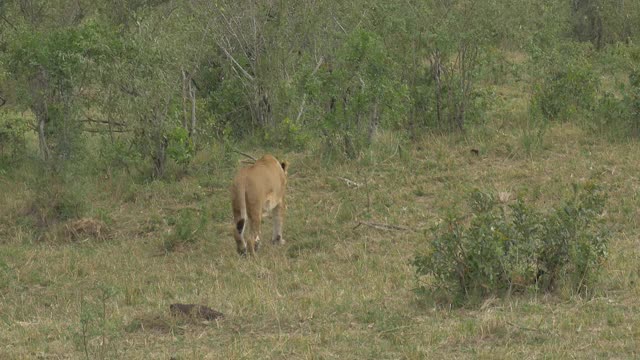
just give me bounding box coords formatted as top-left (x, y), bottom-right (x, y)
top-left (234, 218), bottom-right (247, 256)
top-left (247, 206), bottom-right (262, 256)
top-left (272, 204), bottom-right (285, 245)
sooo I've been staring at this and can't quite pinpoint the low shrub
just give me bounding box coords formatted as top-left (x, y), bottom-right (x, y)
top-left (413, 182), bottom-right (610, 306)
top-left (161, 208), bottom-right (207, 252)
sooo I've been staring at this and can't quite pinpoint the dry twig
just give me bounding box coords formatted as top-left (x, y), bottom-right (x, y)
top-left (231, 148), bottom-right (257, 162)
top-left (353, 221), bottom-right (412, 232)
top-left (336, 177), bottom-right (362, 188)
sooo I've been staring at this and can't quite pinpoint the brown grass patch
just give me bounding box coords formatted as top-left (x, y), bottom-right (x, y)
top-left (64, 218), bottom-right (110, 242)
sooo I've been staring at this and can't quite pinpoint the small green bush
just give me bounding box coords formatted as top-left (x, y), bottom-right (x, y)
top-left (166, 126), bottom-right (195, 166)
top-left (0, 112), bottom-right (28, 160)
top-left (162, 208), bottom-right (206, 252)
top-left (531, 62), bottom-right (599, 123)
top-left (592, 70), bottom-right (640, 139)
top-left (27, 177), bottom-right (86, 228)
top-left (413, 182), bottom-right (609, 306)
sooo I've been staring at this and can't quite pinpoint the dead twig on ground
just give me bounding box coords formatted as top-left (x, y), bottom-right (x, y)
top-left (505, 319), bottom-right (547, 333)
top-left (230, 148), bottom-right (257, 162)
top-left (353, 221), bottom-right (412, 232)
top-left (337, 177), bottom-right (362, 188)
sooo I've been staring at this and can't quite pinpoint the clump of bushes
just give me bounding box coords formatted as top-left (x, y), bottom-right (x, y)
top-left (413, 182), bottom-right (609, 306)
top-left (162, 208), bottom-right (207, 252)
top-left (531, 62), bottom-right (599, 123)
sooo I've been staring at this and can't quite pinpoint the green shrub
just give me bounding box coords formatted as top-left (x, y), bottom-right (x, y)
top-left (0, 112), bottom-right (28, 160)
top-left (413, 182), bottom-right (610, 306)
top-left (531, 62), bottom-right (599, 123)
top-left (97, 136), bottom-right (143, 175)
top-left (162, 208), bottom-right (207, 252)
top-left (264, 117), bottom-right (311, 151)
top-left (166, 126), bottom-right (195, 166)
top-left (27, 176), bottom-right (86, 228)
top-left (593, 70), bottom-right (640, 139)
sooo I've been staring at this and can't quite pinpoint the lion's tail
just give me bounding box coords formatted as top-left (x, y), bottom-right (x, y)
top-left (236, 218), bottom-right (245, 234)
top-left (235, 183), bottom-right (247, 235)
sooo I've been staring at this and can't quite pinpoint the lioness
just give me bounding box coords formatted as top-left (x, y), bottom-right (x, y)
top-left (230, 154), bottom-right (288, 256)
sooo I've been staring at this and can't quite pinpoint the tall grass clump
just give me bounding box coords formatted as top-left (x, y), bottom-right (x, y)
top-left (161, 208), bottom-right (207, 252)
top-left (413, 182), bottom-right (610, 306)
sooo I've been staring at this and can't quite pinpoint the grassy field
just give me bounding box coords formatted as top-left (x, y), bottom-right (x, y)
top-left (1, 120), bottom-right (640, 359)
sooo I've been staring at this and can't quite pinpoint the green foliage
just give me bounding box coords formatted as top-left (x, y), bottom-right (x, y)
top-left (264, 117), bottom-right (311, 151)
top-left (21, 170), bottom-right (88, 242)
top-left (162, 208), bottom-right (207, 252)
top-left (0, 111), bottom-right (29, 160)
top-left (72, 285), bottom-right (120, 359)
top-left (592, 68), bottom-right (640, 139)
top-left (97, 136), bottom-right (143, 174)
top-left (318, 29), bottom-right (404, 158)
top-left (413, 183), bottom-right (610, 306)
top-left (1, 0), bottom-right (640, 173)
top-left (531, 59), bottom-right (600, 123)
top-left (166, 126), bottom-right (195, 166)
top-left (3, 19), bottom-right (122, 161)
top-left (570, 0), bottom-right (640, 48)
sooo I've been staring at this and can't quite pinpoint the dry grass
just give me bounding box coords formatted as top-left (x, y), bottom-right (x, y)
top-left (1, 122), bottom-right (640, 359)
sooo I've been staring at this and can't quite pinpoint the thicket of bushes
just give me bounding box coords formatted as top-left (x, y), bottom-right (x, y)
top-left (413, 183), bottom-right (610, 306)
top-left (1, 0), bottom-right (640, 173)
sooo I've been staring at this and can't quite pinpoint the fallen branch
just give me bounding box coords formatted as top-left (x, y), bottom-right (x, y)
top-left (82, 116), bottom-right (126, 127)
top-left (230, 148), bottom-right (257, 162)
top-left (217, 42), bottom-right (254, 82)
top-left (336, 177), bottom-right (361, 188)
top-left (353, 221), bottom-right (412, 232)
top-left (170, 303), bottom-right (224, 321)
top-left (83, 128), bottom-right (131, 134)
top-left (506, 321), bottom-right (545, 333)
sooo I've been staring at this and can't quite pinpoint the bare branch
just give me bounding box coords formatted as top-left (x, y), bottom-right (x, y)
top-left (83, 128), bottom-right (131, 134)
top-left (336, 177), bottom-right (362, 188)
top-left (82, 116), bottom-right (126, 127)
top-left (218, 43), bottom-right (255, 81)
top-left (216, 5), bottom-right (251, 57)
top-left (230, 148), bottom-right (257, 162)
top-left (353, 221), bottom-right (412, 232)
top-left (296, 57), bottom-right (325, 123)
top-left (311, 56), bottom-right (325, 77)
top-left (0, 13), bottom-right (17, 30)
top-left (295, 94), bottom-right (307, 123)
top-left (333, 15), bottom-right (347, 34)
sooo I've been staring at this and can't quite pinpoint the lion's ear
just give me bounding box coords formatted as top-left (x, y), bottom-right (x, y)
top-left (280, 161), bottom-right (288, 172)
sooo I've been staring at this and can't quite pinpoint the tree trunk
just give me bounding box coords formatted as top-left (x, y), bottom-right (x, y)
top-left (152, 135), bottom-right (168, 179)
top-left (431, 50), bottom-right (443, 128)
top-left (368, 99), bottom-right (379, 144)
top-left (182, 69), bottom-right (189, 130)
top-left (37, 115), bottom-right (50, 161)
top-left (256, 87), bottom-right (272, 127)
top-left (189, 76), bottom-right (196, 140)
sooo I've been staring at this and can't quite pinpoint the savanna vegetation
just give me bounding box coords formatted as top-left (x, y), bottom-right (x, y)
top-left (1, 0), bottom-right (640, 358)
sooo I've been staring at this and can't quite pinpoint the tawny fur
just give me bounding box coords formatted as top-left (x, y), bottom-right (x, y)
top-left (230, 154), bottom-right (288, 256)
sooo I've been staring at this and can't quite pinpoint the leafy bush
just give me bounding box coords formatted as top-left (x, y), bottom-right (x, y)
top-left (0, 111), bottom-right (29, 160)
top-left (413, 182), bottom-right (609, 306)
top-left (593, 70), bottom-right (640, 139)
top-left (97, 136), bottom-right (143, 175)
top-left (531, 62), bottom-right (599, 122)
top-left (264, 117), bottom-right (311, 151)
top-left (166, 126), bottom-right (195, 166)
top-left (162, 209), bottom-right (207, 252)
top-left (20, 172), bottom-right (88, 242)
